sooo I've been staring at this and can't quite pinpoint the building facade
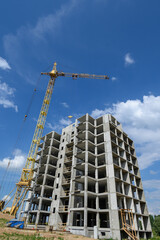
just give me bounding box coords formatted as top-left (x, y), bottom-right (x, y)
top-left (22, 114), bottom-right (152, 239)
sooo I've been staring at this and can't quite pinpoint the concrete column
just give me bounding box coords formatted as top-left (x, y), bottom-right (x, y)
top-left (84, 129), bottom-right (88, 236)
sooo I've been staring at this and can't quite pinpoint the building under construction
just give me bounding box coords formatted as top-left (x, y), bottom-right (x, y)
top-left (21, 113), bottom-right (152, 239)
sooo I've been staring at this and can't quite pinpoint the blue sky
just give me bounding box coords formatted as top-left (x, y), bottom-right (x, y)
top-left (0, 0), bottom-right (160, 214)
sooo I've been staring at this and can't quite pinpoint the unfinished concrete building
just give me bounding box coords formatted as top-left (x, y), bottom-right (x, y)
top-left (22, 114), bottom-right (152, 239)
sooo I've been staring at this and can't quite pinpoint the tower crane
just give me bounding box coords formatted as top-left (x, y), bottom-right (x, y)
top-left (0, 62), bottom-right (109, 216)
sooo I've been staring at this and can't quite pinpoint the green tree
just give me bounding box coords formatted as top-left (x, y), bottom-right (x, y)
top-left (153, 215), bottom-right (160, 236)
top-left (150, 215), bottom-right (154, 228)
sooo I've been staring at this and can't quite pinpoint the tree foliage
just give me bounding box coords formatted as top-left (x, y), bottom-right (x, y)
top-left (150, 215), bottom-right (160, 236)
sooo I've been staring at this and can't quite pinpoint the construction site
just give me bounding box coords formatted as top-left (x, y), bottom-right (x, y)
top-left (0, 64), bottom-right (153, 239)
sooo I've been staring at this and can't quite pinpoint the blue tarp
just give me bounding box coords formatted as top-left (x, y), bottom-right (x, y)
top-left (7, 219), bottom-right (24, 229)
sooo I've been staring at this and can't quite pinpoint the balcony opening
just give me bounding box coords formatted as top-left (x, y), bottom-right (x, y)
top-left (88, 212), bottom-right (96, 227)
top-left (88, 115), bottom-right (95, 125)
top-left (88, 157), bottom-right (95, 166)
top-left (99, 182), bottom-right (107, 193)
top-left (88, 197), bottom-right (96, 209)
top-left (132, 157), bottom-right (137, 165)
top-left (47, 169), bottom-right (56, 176)
top-left (120, 159), bottom-right (126, 169)
top-left (76, 170), bottom-right (84, 177)
top-left (116, 182), bottom-right (123, 194)
top-left (111, 135), bottom-right (117, 144)
top-left (88, 170), bottom-right (95, 178)
top-left (41, 201), bottom-right (51, 211)
top-left (123, 134), bottom-right (128, 143)
top-left (73, 211), bottom-right (84, 226)
top-left (99, 196), bottom-right (109, 209)
top-left (134, 167), bottom-right (138, 175)
top-left (138, 189), bottom-right (143, 200)
top-left (88, 145), bottom-right (95, 154)
top-left (97, 134), bottom-right (104, 144)
top-left (128, 164), bottom-right (133, 174)
top-left (113, 156), bottom-right (119, 166)
top-left (117, 197), bottom-right (125, 209)
top-left (132, 189), bottom-right (138, 199)
top-left (128, 139), bottom-right (133, 147)
top-left (143, 216), bottom-right (148, 230)
top-left (98, 169), bottom-right (106, 179)
top-left (99, 213), bottom-right (110, 228)
top-left (130, 149), bottom-right (135, 155)
top-left (52, 139), bottom-right (60, 149)
top-left (111, 116), bottom-right (116, 124)
top-left (146, 232), bottom-right (152, 239)
top-left (117, 130), bottom-right (122, 138)
top-left (88, 133), bottom-right (95, 144)
top-left (124, 184), bottom-right (130, 195)
top-left (126, 198), bottom-right (132, 209)
top-left (88, 123), bottom-right (95, 134)
top-left (28, 213), bottom-right (37, 224)
top-left (97, 125), bottom-right (103, 135)
top-left (135, 201), bottom-right (140, 214)
top-left (137, 216), bottom-right (143, 230)
top-left (96, 116), bottom-right (103, 126)
top-left (31, 203), bottom-right (38, 211)
top-left (74, 196), bottom-right (84, 208)
top-left (119, 150), bottom-right (124, 158)
top-left (59, 199), bottom-right (69, 212)
top-left (43, 189), bottom-right (53, 199)
top-left (75, 182), bottom-right (84, 191)
top-left (136, 178), bottom-right (140, 187)
top-left (140, 202), bottom-right (145, 214)
top-left (61, 186), bottom-right (70, 197)
top-left (45, 179), bottom-right (54, 187)
top-left (122, 172), bottom-right (128, 182)
top-left (88, 182), bottom-right (96, 193)
top-left (38, 213), bottom-right (49, 225)
top-left (97, 155), bottom-right (105, 166)
top-left (118, 139), bottom-right (123, 147)
top-left (54, 133), bottom-right (61, 141)
top-left (115, 169), bottom-right (121, 179)
top-left (110, 125), bottom-right (116, 134)
top-left (59, 213), bottom-right (68, 226)
top-left (97, 144), bottom-right (105, 155)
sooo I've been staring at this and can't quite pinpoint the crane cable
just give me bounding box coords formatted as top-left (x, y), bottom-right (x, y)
top-left (0, 63), bottom-right (61, 202)
top-left (0, 75), bottom-right (40, 198)
top-left (0, 64), bottom-right (52, 199)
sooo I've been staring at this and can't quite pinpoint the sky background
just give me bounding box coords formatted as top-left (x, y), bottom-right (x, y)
top-left (0, 0), bottom-right (160, 215)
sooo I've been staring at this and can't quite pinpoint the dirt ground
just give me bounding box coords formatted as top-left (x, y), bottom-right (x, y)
top-left (0, 212), bottom-right (94, 240)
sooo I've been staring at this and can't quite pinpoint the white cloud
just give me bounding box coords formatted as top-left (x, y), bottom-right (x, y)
top-left (124, 53), bottom-right (135, 66)
top-left (3, 0), bottom-right (80, 83)
top-left (150, 170), bottom-right (158, 175)
top-left (59, 118), bottom-right (72, 126)
top-left (0, 149), bottom-right (26, 170)
top-left (143, 180), bottom-right (160, 190)
top-left (143, 179), bottom-right (160, 214)
top-left (0, 81), bottom-right (14, 95)
top-left (91, 95), bottom-right (160, 169)
top-left (2, 195), bottom-right (11, 202)
top-left (61, 102), bottom-right (69, 108)
top-left (0, 80), bottom-right (18, 112)
top-left (111, 77), bottom-right (117, 81)
top-left (47, 117), bottom-right (73, 133)
top-left (0, 56), bottom-right (11, 70)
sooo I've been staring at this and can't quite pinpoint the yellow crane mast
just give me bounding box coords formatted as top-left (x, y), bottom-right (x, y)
top-left (0, 62), bottom-right (109, 216)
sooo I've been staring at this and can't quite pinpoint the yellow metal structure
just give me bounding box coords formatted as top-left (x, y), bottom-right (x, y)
top-left (0, 62), bottom-right (109, 216)
top-left (120, 209), bottom-right (138, 240)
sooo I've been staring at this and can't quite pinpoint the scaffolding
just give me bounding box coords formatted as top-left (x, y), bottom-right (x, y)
top-left (120, 209), bottom-right (138, 240)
